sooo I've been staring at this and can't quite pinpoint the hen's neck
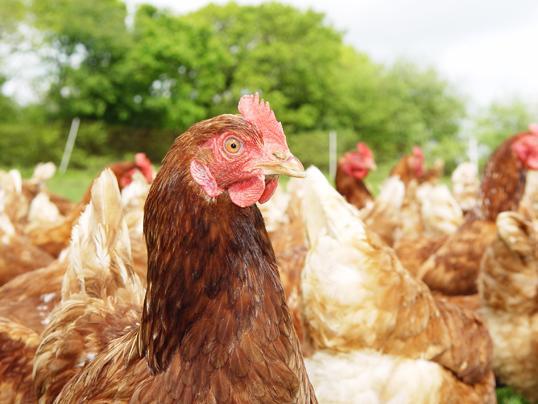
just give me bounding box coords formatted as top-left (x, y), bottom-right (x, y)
top-left (138, 162), bottom-right (285, 373)
top-left (335, 165), bottom-right (372, 210)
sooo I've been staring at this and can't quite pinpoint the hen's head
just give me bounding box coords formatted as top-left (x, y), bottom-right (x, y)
top-left (117, 153), bottom-right (154, 188)
top-left (409, 146), bottom-right (425, 177)
top-left (134, 153), bottom-right (154, 183)
top-left (512, 132), bottom-right (538, 170)
top-left (185, 93), bottom-right (304, 208)
top-left (340, 142), bottom-right (376, 180)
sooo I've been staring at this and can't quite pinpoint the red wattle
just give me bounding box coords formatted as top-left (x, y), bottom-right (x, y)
top-left (258, 177), bottom-right (279, 204)
top-left (228, 175), bottom-right (266, 207)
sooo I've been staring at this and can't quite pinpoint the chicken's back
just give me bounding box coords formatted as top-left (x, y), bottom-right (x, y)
top-left (478, 200), bottom-right (538, 400)
top-left (0, 259), bottom-right (65, 333)
top-left (34, 170), bottom-right (144, 402)
top-left (0, 318), bottom-right (39, 404)
top-left (418, 216), bottom-right (497, 295)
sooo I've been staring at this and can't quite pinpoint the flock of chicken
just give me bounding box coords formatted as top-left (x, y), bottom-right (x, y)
top-left (0, 94), bottom-right (537, 403)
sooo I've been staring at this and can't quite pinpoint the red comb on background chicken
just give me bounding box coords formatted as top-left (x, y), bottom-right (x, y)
top-left (389, 145), bottom-right (426, 184)
top-left (32, 93), bottom-right (316, 403)
top-left (115, 152), bottom-right (154, 188)
top-left (411, 146), bottom-right (425, 177)
top-left (335, 142), bottom-right (376, 210)
top-left (512, 132), bottom-right (538, 170)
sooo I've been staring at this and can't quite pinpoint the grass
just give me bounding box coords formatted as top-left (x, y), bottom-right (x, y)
top-left (1, 166), bottom-right (97, 202)
top-left (47, 170), bottom-right (96, 201)
top-left (496, 387), bottom-right (528, 404)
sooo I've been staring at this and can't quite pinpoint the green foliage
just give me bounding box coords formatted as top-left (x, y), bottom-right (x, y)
top-left (474, 99), bottom-right (538, 152)
top-left (426, 134), bottom-right (467, 174)
top-left (186, 2), bottom-right (343, 132)
top-left (0, 0), bottom-right (27, 36)
top-left (0, 1), bottom-right (469, 169)
top-left (496, 386), bottom-right (529, 404)
top-left (0, 76), bottom-right (19, 120)
top-left (46, 169), bottom-right (96, 201)
top-left (0, 122), bottom-right (62, 166)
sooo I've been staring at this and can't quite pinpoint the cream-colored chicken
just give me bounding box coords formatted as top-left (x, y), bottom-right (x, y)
top-left (478, 170), bottom-right (538, 401)
top-left (260, 178), bottom-right (313, 355)
top-left (121, 171), bottom-right (150, 278)
top-left (394, 182), bottom-right (464, 276)
top-left (301, 167), bottom-right (494, 403)
top-left (360, 176), bottom-right (406, 246)
top-left (0, 173), bottom-right (150, 337)
top-left (451, 162), bottom-right (480, 214)
top-left (258, 182), bottom-right (291, 233)
top-left (25, 192), bottom-right (64, 233)
top-left (0, 170), bottom-right (144, 403)
top-left (0, 189), bottom-right (53, 285)
top-left (0, 169), bottom-right (29, 227)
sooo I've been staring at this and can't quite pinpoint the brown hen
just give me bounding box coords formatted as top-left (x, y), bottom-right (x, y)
top-left (32, 95), bottom-right (315, 403)
top-left (419, 130), bottom-right (538, 295)
top-left (334, 142), bottom-right (376, 210)
top-left (26, 154), bottom-right (153, 258)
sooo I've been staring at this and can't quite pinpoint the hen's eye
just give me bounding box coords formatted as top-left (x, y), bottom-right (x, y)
top-left (224, 137), bottom-right (242, 154)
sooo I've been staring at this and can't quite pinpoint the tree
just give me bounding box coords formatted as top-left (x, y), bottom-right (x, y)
top-left (474, 98), bottom-right (538, 151)
top-left (1, 1), bottom-right (469, 169)
top-left (185, 2), bottom-right (343, 132)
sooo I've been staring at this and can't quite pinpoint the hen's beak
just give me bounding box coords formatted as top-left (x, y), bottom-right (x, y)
top-left (256, 151), bottom-right (306, 178)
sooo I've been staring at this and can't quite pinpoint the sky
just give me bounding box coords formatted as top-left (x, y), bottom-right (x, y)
top-left (5, 0), bottom-right (538, 108)
top-left (128, 0), bottom-right (538, 108)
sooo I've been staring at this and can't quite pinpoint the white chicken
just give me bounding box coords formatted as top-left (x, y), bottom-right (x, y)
top-left (300, 167), bottom-right (494, 404)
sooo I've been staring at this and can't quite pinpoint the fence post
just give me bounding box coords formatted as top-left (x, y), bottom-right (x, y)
top-left (59, 117), bottom-right (80, 174)
top-left (329, 130), bottom-right (337, 179)
top-left (467, 135), bottom-right (478, 168)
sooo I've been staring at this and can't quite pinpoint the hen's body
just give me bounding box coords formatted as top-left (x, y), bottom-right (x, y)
top-left (393, 182), bottom-right (462, 276)
top-left (478, 171), bottom-right (538, 401)
top-left (0, 175), bottom-right (149, 337)
top-left (0, 259), bottom-right (65, 333)
top-left (0, 193), bottom-right (54, 286)
top-left (419, 132), bottom-right (534, 295)
top-left (360, 176), bottom-right (406, 246)
top-left (301, 167), bottom-right (494, 403)
top-left (0, 318), bottom-right (39, 404)
top-left (451, 162), bottom-right (480, 215)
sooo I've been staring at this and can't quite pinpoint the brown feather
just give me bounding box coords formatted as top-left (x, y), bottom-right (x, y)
top-left (334, 164), bottom-right (373, 210)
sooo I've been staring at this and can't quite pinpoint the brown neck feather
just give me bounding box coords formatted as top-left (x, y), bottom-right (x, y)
top-left (480, 133), bottom-right (527, 220)
top-left (335, 164), bottom-right (373, 210)
top-left (138, 136), bottom-right (283, 374)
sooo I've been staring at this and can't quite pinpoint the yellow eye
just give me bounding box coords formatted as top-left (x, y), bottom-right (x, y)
top-left (224, 137), bottom-right (242, 154)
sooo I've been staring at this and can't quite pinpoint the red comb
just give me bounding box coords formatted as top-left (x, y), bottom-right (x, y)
top-left (135, 153), bottom-right (150, 165)
top-left (134, 152), bottom-right (154, 182)
top-left (238, 93), bottom-right (287, 149)
top-left (357, 142), bottom-right (373, 156)
top-left (412, 146), bottom-right (424, 158)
